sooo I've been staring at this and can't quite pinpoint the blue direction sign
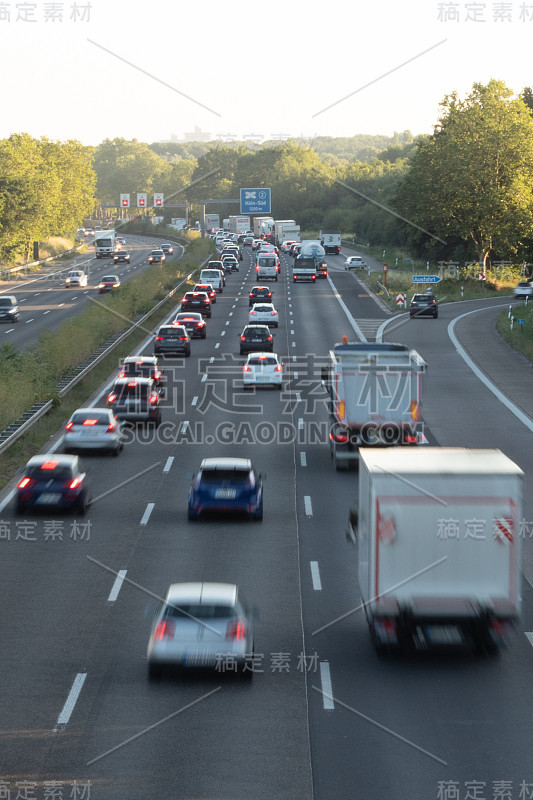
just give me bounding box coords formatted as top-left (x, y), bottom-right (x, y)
top-left (516, 319), bottom-right (526, 325)
top-left (240, 187), bottom-right (271, 214)
top-left (413, 275), bottom-right (441, 283)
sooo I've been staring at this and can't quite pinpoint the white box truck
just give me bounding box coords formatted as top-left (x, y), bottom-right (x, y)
top-left (204, 213), bottom-right (220, 232)
top-left (350, 448), bottom-right (523, 654)
top-left (228, 216), bottom-right (250, 234)
top-left (273, 220), bottom-right (296, 246)
top-left (322, 341), bottom-right (426, 470)
top-left (94, 229), bottom-right (116, 258)
top-left (319, 230), bottom-right (342, 254)
top-left (170, 218), bottom-right (187, 231)
top-left (253, 217), bottom-right (274, 237)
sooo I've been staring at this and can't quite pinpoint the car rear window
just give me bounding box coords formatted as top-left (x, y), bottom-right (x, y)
top-left (113, 383), bottom-right (150, 400)
top-left (248, 356), bottom-right (277, 365)
top-left (28, 465), bottom-right (73, 480)
top-left (200, 469), bottom-right (251, 483)
top-left (165, 603), bottom-right (238, 620)
top-left (71, 412), bottom-right (111, 425)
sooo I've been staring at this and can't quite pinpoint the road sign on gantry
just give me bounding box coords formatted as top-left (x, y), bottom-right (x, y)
top-left (240, 187), bottom-right (271, 214)
top-left (153, 193), bottom-right (164, 208)
top-left (137, 193), bottom-right (147, 208)
top-left (120, 193), bottom-right (130, 208)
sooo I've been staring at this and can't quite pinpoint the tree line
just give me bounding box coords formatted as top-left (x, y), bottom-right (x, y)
top-left (2, 80), bottom-right (532, 267)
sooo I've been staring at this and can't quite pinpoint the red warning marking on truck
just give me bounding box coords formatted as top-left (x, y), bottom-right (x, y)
top-left (494, 517), bottom-right (513, 544)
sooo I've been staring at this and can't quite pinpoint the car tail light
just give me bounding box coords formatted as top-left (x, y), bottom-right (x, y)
top-left (18, 477), bottom-right (35, 489)
top-left (198, 321), bottom-right (205, 327)
top-left (240, 335), bottom-right (246, 341)
top-left (250, 311), bottom-right (256, 315)
top-left (272, 311), bottom-right (277, 315)
top-left (107, 423), bottom-right (117, 433)
top-left (107, 393), bottom-right (116, 403)
top-left (267, 336), bottom-right (273, 342)
top-left (155, 336), bottom-right (164, 341)
top-left (149, 394), bottom-right (158, 404)
top-left (118, 371), bottom-right (125, 378)
top-left (258, 354), bottom-right (266, 359)
top-left (65, 421), bottom-right (74, 430)
top-left (226, 620), bottom-right (247, 640)
top-left (179, 336), bottom-right (188, 341)
top-left (155, 619), bottom-right (175, 640)
top-left (41, 460), bottom-right (59, 470)
top-left (404, 434), bottom-right (418, 443)
top-left (83, 419), bottom-right (98, 426)
top-left (154, 371), bottom-right (161, 380)
top-left (243, 365), bottom-right (251, 372)
top-left (68, 477), bottom-right (83, 490)
top-left (275, 365), bottom-right (282, 372)
top-left (203, 298), bottom-right (209, 303)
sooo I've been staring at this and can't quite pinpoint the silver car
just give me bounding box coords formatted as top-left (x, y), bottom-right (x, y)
top-left (147, 582), bottom-right (256, 680)
top-left (64, 407), bottom-right (124, 455)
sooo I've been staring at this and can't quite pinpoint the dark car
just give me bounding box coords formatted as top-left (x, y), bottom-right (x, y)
top-left (180, 291), bottom-right (212, 318)
top-left (291, 244), bottom-right (302, 257)
top-left (154, 324), bottom-right (191, 357)
top-left (409, 292), bottom-right (438, 319)
top-left (0, 295), bottom-right (19, 322)
top-left (160, 243), bottom-right (174, 255)
top-left (248, 286), bottom-right (273, 306)
top-left (148, 249), bottom-right (165, 264)
top-left (193, 283), bottom-right (216, 303)
top-left (243, 236), bottom-right (254, 247)
top-left (118, 356), bottom-right (164, 389)
top-left (173, 312), bottom-right (207, 339)
top-left (239, 324), bottom-right (273, 355)
top-left (237, 234), bottom-right (247, 244)
top-left (107, 377), bottom-right (162, 424)
top-left (16, 454), bottom-right (91, 515)
top-left (188, 457), bottom-right (263, 521)
top-left (113, 251), bottom-right (131, 264)
top-left (98, 275), bottom-right (120, 293)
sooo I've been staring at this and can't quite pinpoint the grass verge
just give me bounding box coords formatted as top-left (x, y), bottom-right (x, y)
top-left (496, 300), bottom-right (533, 361)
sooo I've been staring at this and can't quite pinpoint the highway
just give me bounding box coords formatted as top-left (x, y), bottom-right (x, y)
top-left (0, 243), bottom-right (532, 799)
top-left (0, 235), bottom-right (183, 350)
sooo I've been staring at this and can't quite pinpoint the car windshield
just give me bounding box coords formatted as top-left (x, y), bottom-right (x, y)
top-left (0, 299), bottom-right (13, 307)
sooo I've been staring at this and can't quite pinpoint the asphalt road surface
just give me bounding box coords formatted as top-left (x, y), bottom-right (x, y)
top-left (0, 244), bottom-right (532, 800)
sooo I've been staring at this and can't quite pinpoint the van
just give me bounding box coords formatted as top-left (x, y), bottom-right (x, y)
top-left (256, 254), bottom-right (278, 282)
top-left (200, 268), bottom-right (224, 292)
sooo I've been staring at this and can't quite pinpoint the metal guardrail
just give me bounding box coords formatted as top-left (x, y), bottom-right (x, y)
top-left (0, 253), bottom-right (211, 456)
top-left (0, 242), bottom-right (87, 280)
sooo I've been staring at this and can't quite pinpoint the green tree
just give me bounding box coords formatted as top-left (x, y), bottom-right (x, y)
top-left (394, 80), bottom-right (533, 267)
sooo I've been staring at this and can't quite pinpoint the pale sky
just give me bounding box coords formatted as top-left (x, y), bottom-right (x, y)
top-left (1, 0), bottom-right (531, 145)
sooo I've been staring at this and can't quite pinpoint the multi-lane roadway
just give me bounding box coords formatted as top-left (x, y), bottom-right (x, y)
top-left (0, 235), bottom-right (182, 350)
top-left (0, 244), bottom-right (532, 800)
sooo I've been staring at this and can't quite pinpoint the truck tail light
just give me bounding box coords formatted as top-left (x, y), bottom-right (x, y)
top-left (329, 431), bottom-right (349, 444)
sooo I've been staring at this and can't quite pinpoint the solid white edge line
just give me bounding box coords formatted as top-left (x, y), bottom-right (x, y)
top-left (163, 456), bottom-right (174, 473)
top-left (140, 502), bottom-right (155, 526)
top-left (326, 274), bottom-right (367, 343)
top-left (310, 561), bottom-right (322, 590)
top-left (319, 662), bottom-right (334, 709)
top-left (304, 496), bottom-right (313, 516)
top-left (300, 452), bottom-right (307, 467)
top-left (107, 569), bottom-right (127, 602)
top-left (54, 672), bottom-right (87, 730)
top-left (525, 632), bottom-right (533, 647)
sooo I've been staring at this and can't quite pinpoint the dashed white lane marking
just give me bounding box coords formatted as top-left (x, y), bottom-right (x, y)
top-left (319, 662), bottom-right (334, 709)
top-left (201, 374), bottom-right (207, 382)
top-left (107, 570), bottom-right (127, 602)
top-left (310, 561), bottom-right (322, 590)
top-left (300, 452), bottom-right (307, 467)
top-left (215, 343), bottom-right (220, 348)
top-left (140, 503), bottom-right (155, 526)
top-left (181, 421), bottom-right (189, 434)
top-left (54, 672), bottom-right (87, 731)
top-left (163, 456), bottom-right (174, 473)
top-left (304, 496), bottom-right (313, 516)
top-left (192, 396), bottom-right (198, 406)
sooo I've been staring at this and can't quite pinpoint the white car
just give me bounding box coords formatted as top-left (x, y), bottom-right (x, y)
top-left (345, 256), bottom-right (367, 270)
top-left (513, 281), bottom-right (533, 297)
top-left (281, 240), bottom-right (296, 253)
top-left (243, 352), bottom-right (283, 389)
top-left (65, 270), bottom-right (88, 287)
top-left (248, 303), bottom-right (279, 327)
top-left (147, 582), bottom-right (255, 680)
top-left (63, 407), bottom-right (123, 455)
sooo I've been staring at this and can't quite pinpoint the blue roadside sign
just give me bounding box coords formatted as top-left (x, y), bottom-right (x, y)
top-left (240, 188), bottom-right (271, 214)
top-left (413, 275), bottom-right (441, 283)
top-left (516, 319), bottom-right (526, 325)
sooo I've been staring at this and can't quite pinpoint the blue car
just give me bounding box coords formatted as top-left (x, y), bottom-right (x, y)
top-left (188, 457), bottom-right (263, 521)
